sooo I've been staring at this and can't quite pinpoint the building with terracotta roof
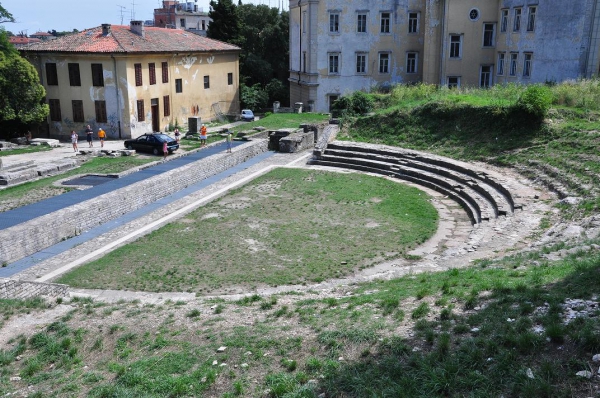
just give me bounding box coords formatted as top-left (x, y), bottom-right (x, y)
top-left (154, 0), bottom-right (211, 36)
top-left (20, 21), bottom-right (241, 140)
top-left (8, 36), bottom-right (41, 47)
top-left (29, 31), bottom-right (56, 40)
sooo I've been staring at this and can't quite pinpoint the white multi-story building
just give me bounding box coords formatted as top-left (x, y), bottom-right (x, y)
top-left (290, 0), bottom-right (600, 113)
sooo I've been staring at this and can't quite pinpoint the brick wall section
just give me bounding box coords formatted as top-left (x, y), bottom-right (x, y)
top-left (0, 138), bottom-right (270, 264)
top-left (0, 278), bottom-right (68, 299)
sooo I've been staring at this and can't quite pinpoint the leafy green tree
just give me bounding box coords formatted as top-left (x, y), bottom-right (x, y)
top-left (0, 3), bottom-right (14, 24)
top-left (207, 0), bottom-right (241, 46)
top-left (240, 83), bottom-right (268, 110)
top-left (0, 29), bottom-right (48, 134)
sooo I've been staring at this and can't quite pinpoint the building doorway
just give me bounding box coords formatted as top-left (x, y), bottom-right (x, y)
top-left (151, 98), bottom-right (159, 132)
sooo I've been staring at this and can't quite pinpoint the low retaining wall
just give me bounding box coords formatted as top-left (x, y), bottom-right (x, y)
top-left (0, 278), bottom-right (68, 299)
top-left (0, 139), bottom-right (269, 265)
top-left (313, 124), bottom-right (339, 158)
top-left (279, 131), bottom-right (315, 153)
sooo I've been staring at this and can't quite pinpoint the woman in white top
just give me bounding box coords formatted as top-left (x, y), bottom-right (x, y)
top-left (71, 131), bottom-right (78, 152)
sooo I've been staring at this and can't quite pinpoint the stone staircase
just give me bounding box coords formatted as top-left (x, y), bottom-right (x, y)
top-left (309, 141), bottom-right (519, 225)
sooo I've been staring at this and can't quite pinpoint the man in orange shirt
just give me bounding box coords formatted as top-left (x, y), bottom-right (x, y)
top-left (200, 124), bottom-right (207, 147)
top-left (97, 128), bottom-right (106, 148)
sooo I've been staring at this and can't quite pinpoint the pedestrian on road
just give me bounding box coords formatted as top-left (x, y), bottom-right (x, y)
top-left (174, 128), bottom-right (181, 143)
top-left (226, 129), bottom-right (233, 153)
top-left (200, 124), bottom-right (207, 147)
top-left (163, 140), bottom-right (168, 160)
top-left (71, 131), bottom-right (78, 152)
top-left (97, 128), bottom-right (106, 148)
top-left (85, 125), bottom-right (94, 147)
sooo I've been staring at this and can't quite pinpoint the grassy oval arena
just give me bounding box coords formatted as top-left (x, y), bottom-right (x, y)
top-left (56, 168), bottom-right (439, 293)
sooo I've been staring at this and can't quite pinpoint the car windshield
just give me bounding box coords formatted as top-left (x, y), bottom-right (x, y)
top-left (154, 134), bottom-right (172, 142)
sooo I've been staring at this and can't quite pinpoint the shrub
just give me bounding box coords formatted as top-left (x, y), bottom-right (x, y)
top-left (516, 85), bottom-right (552, 118)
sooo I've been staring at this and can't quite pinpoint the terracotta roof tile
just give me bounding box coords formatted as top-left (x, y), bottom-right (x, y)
top-left (20, 25), bottom-right (240, 54)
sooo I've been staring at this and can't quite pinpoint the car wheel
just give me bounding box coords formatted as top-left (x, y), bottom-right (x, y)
top-left (127, 145), bottom-right (134, 150)
top-left (153, 148), bottom-right (160, 156)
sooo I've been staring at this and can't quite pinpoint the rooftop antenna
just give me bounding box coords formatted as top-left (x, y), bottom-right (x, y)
top-left (117, 5), bottom-right (127, 25)
top-left (130, 0), bottom-right (137, 21)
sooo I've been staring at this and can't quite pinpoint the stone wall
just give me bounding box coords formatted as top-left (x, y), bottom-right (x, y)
top-left (0, 278), bottom-right (68, 299)
top-left (279, 131), bottom-right (314, 153)
top-left (313, 124), bottom-right (339, 158)
top-left (0, 139), bottom-right (269, 265)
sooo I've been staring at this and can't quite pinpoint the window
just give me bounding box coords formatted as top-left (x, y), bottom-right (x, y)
top-left (202, 20), bottom-right (206, 30)
top-left (500, 9), bottom-right (508, 32)
top-left (406, 52), bottom-right (417, 74)
top-left (72, 100), bottom-right (84, 123)
top-left (136, 100), bottom-right (145, 122)
top-left (480, 65), bottom-right (492, 88)
top-left (161, 62), bottom-right (169, 83)
top-left (95, 100), bottom-right (107, 123)
top-left (180, 18), bottom-right (186, 28)
top-left (163, 95), bottom-right (170, 117)
top-left (329, 12), bottom-right (339, 33)
top-left (46, 63), bottom-right (58, 86)
top-left (469, 8), bottom-right (480, 21)
top-left (483, 23), bottom-right (495, 47)
top-left (380, 12), bottom-right (391, 33)
top-left (450, 35), bottom-right (462, 58)
top-left (135, 63), bottom-right (142, 86)
top-left (497, 52), bottom-right (505, 75)
top-left (513, 8), bottom-right (521, 32)
top-left (357, 13), bottom-right (367, 33)
top-left (447, 76), bottom-right (460, 89)
top-left (91, 63), bottom-right (104, 87)
top-left (379, 52), bottom-right (390, 73)
top-left (328, 53), bottom-right (339, 74)
top-left (68, 63), bottom-right (81, 86)
top-left (149, 63), bottom-right (156, 85)
top-left (523, 53), bottom-right (532, 77)
top-left (527, 6), bottom-right (536, 31)
top-left (356, 53), bottom-right (367, 74)
top-left (48, 99), bottom-right (61, 122)
top-left (228, 72), bottom-right (233, 85)
top-left (175, 78), bottom-right (182, 93)
top-left (509, 53), bottom-right (518, 76)
top-left (204, 75), bottom-right (210, 89)
top-left (408, 12), bottom-right (418, 33)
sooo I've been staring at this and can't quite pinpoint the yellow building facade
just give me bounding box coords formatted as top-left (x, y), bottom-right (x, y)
top-left (21, 21), bottom-right (240, 140)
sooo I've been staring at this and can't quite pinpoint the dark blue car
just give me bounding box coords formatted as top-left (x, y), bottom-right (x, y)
top-left (124, 133), bottom-right (179, 155)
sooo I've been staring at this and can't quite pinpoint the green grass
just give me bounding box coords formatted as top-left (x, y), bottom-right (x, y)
top-left (57, 168), bottom-right (438, 293)
top-left (233, 112), bottom-right (329, 132)
top-left (0, 145), bottom-right (52, 157)
top-left (3, 81), bottom-right (600, 397)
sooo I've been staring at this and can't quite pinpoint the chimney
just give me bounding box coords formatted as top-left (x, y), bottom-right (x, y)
top-left (130, 20), bottom-right (145, 37)
top-left (101, 24), bottom-right (111, 36)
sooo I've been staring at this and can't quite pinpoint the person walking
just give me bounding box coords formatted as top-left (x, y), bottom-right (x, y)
top-left (226, 129), bottom-right (233, 153)
top-left (163, 140), bottom-right (168, 160)
top-left (174, 128), bottom-right (181, 143)
top-left (85, 125), bottom-right (94, 147)
top-left (200, 124), bottom-right (207, 147)
top-left (97, 128), bottom-right (106, 148)
top-left (71, 130), bottom-right (79, 152)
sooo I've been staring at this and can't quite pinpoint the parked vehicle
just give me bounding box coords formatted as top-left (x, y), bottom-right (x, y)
top-left (241, 109), bottom-right (255, 121)
top-left (124, 133), bottom-right (179, 155)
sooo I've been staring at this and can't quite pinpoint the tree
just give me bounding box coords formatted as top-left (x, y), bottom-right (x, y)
top-left (240, 83), bottom-right (268, 110)
top-left (0, 29), bottom-right (48, 134)
top-left (207, 0), bottom-right (241, 46)
top-left (0, 3), bottom-right (14, 24)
